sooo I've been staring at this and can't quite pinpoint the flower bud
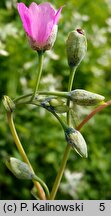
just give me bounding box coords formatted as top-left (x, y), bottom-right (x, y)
top-left (2, 96), bottom-right (15, 112)
top-left (49, 98), bottom-right (69, 113)
top-left (5, 157), bottom-right (33, 180)
top-left (65, 127), bottom-right (87, 157)
top-left (68, 89), bottom-right (105, 106)
top-left (66, 29), bottom-right (87, 68)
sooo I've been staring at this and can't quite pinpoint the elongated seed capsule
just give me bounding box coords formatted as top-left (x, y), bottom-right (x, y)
top-left (66, 29), bottom-right (87, 68)
top-left (68, 89), bottom-right (105, 106)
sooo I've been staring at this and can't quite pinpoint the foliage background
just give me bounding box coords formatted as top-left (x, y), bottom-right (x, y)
top-left (0, 0), bottom-right (111, 199)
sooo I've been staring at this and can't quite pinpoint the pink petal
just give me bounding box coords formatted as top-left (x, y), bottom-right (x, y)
top-left (17, 3), bottom-right (32, 36)
top-left (54, 7), bottom-right (63, 24)
top-left (29, 2), bottom-right (39, 13)
top-left (39, 2), bottom-right (56, 14)
top-left (29, 2), bottom-right (55, 45)
top-left (28, 2), bottom-right (40, 41)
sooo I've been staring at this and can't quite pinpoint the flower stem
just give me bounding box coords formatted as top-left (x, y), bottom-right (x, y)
top-left (31, 51), bottom-right (44, 102)
top-left (50, 67), bottom-right (77, 200)
top-left (49, 144), bottom-right (70, 200)
top-left (48, 110), bottom-right (68, 131)
top-left (7, 111), bottom-right (46, 200)
top-left (33, 175), bottom-right (50, 199)
top-left (39, 91), bottom-right (67, 98)
top-left (67, 67), bottom-right (77, 124)
top-left (14, 91), bottom-right (68, 103)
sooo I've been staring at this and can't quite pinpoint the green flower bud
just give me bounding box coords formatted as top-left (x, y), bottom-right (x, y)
top-left (65, 127), bottom-right (87, 158)
top-left (66, 29), bottom-right (87, 68)
top-left (2, 95), bottom-right (15, 112)
top-left (49, 98), bottom-right (69, 113)
top-left (68, 89), bottom-right (105, 106)
top-left (49, 98), bottom-right (64, 107)
top-left (5, 157), bottom-right (33, 180)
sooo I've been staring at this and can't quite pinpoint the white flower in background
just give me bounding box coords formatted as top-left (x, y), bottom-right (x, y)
top-left (60, 170), bottom-right (83, 199)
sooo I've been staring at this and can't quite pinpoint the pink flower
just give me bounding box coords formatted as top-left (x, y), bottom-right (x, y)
top-left (17, 2), bottom-right (62, 51)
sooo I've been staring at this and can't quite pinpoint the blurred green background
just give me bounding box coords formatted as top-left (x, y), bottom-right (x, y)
top-left (0, 0), bottom-right (111, 200)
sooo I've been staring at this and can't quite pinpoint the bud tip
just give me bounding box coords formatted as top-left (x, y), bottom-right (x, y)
top-left (77, 28), bottom-right (84, 35)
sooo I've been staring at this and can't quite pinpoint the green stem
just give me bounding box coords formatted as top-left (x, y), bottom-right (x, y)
top-left (39, 91), bottom-right (67, 98)
top-left (7, 111), bottom-right (46, 200)
top-left (49, 144), bottom-right (71, 200)
top-left (33, 175), bottom-right (50, 199)
top-left (67, 67), bottom-right (77, 124)
top-left (31, 52), bottom-right (44, 102)
top-left (7, 112), bottom-right (32, 167)
top-left (14, 94), bottom-right (32, 102)
top-left (50, 66), bottom-right (77, 200)
top-left (50, 111), bottom-right (68, 131)
top-left (14, 91), bottom-right (68, 103)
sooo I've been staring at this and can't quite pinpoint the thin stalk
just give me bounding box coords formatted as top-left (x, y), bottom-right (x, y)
top-left (14, 93), bottom-right (32, 102)
top-left (39, 91), bottom-right (67, 98)
top-left (31, 52), bottom-right (44, 102)
top-left (49, 144), bottom-right (70, 200)
top-left (67, 67), bottom-right (77, 124)
top-left (15, 100), bottom-right (41, 107)
top-left (33, 175), bottom-right (50, 199)
top-left (7, 112), bottom-right (46, 200)
top-left (50, 67), bottom-right (77, 200)
top-left (50, 111), bottom-right (68, 131)
top-left (14, 91), bottom-right (68, 103)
